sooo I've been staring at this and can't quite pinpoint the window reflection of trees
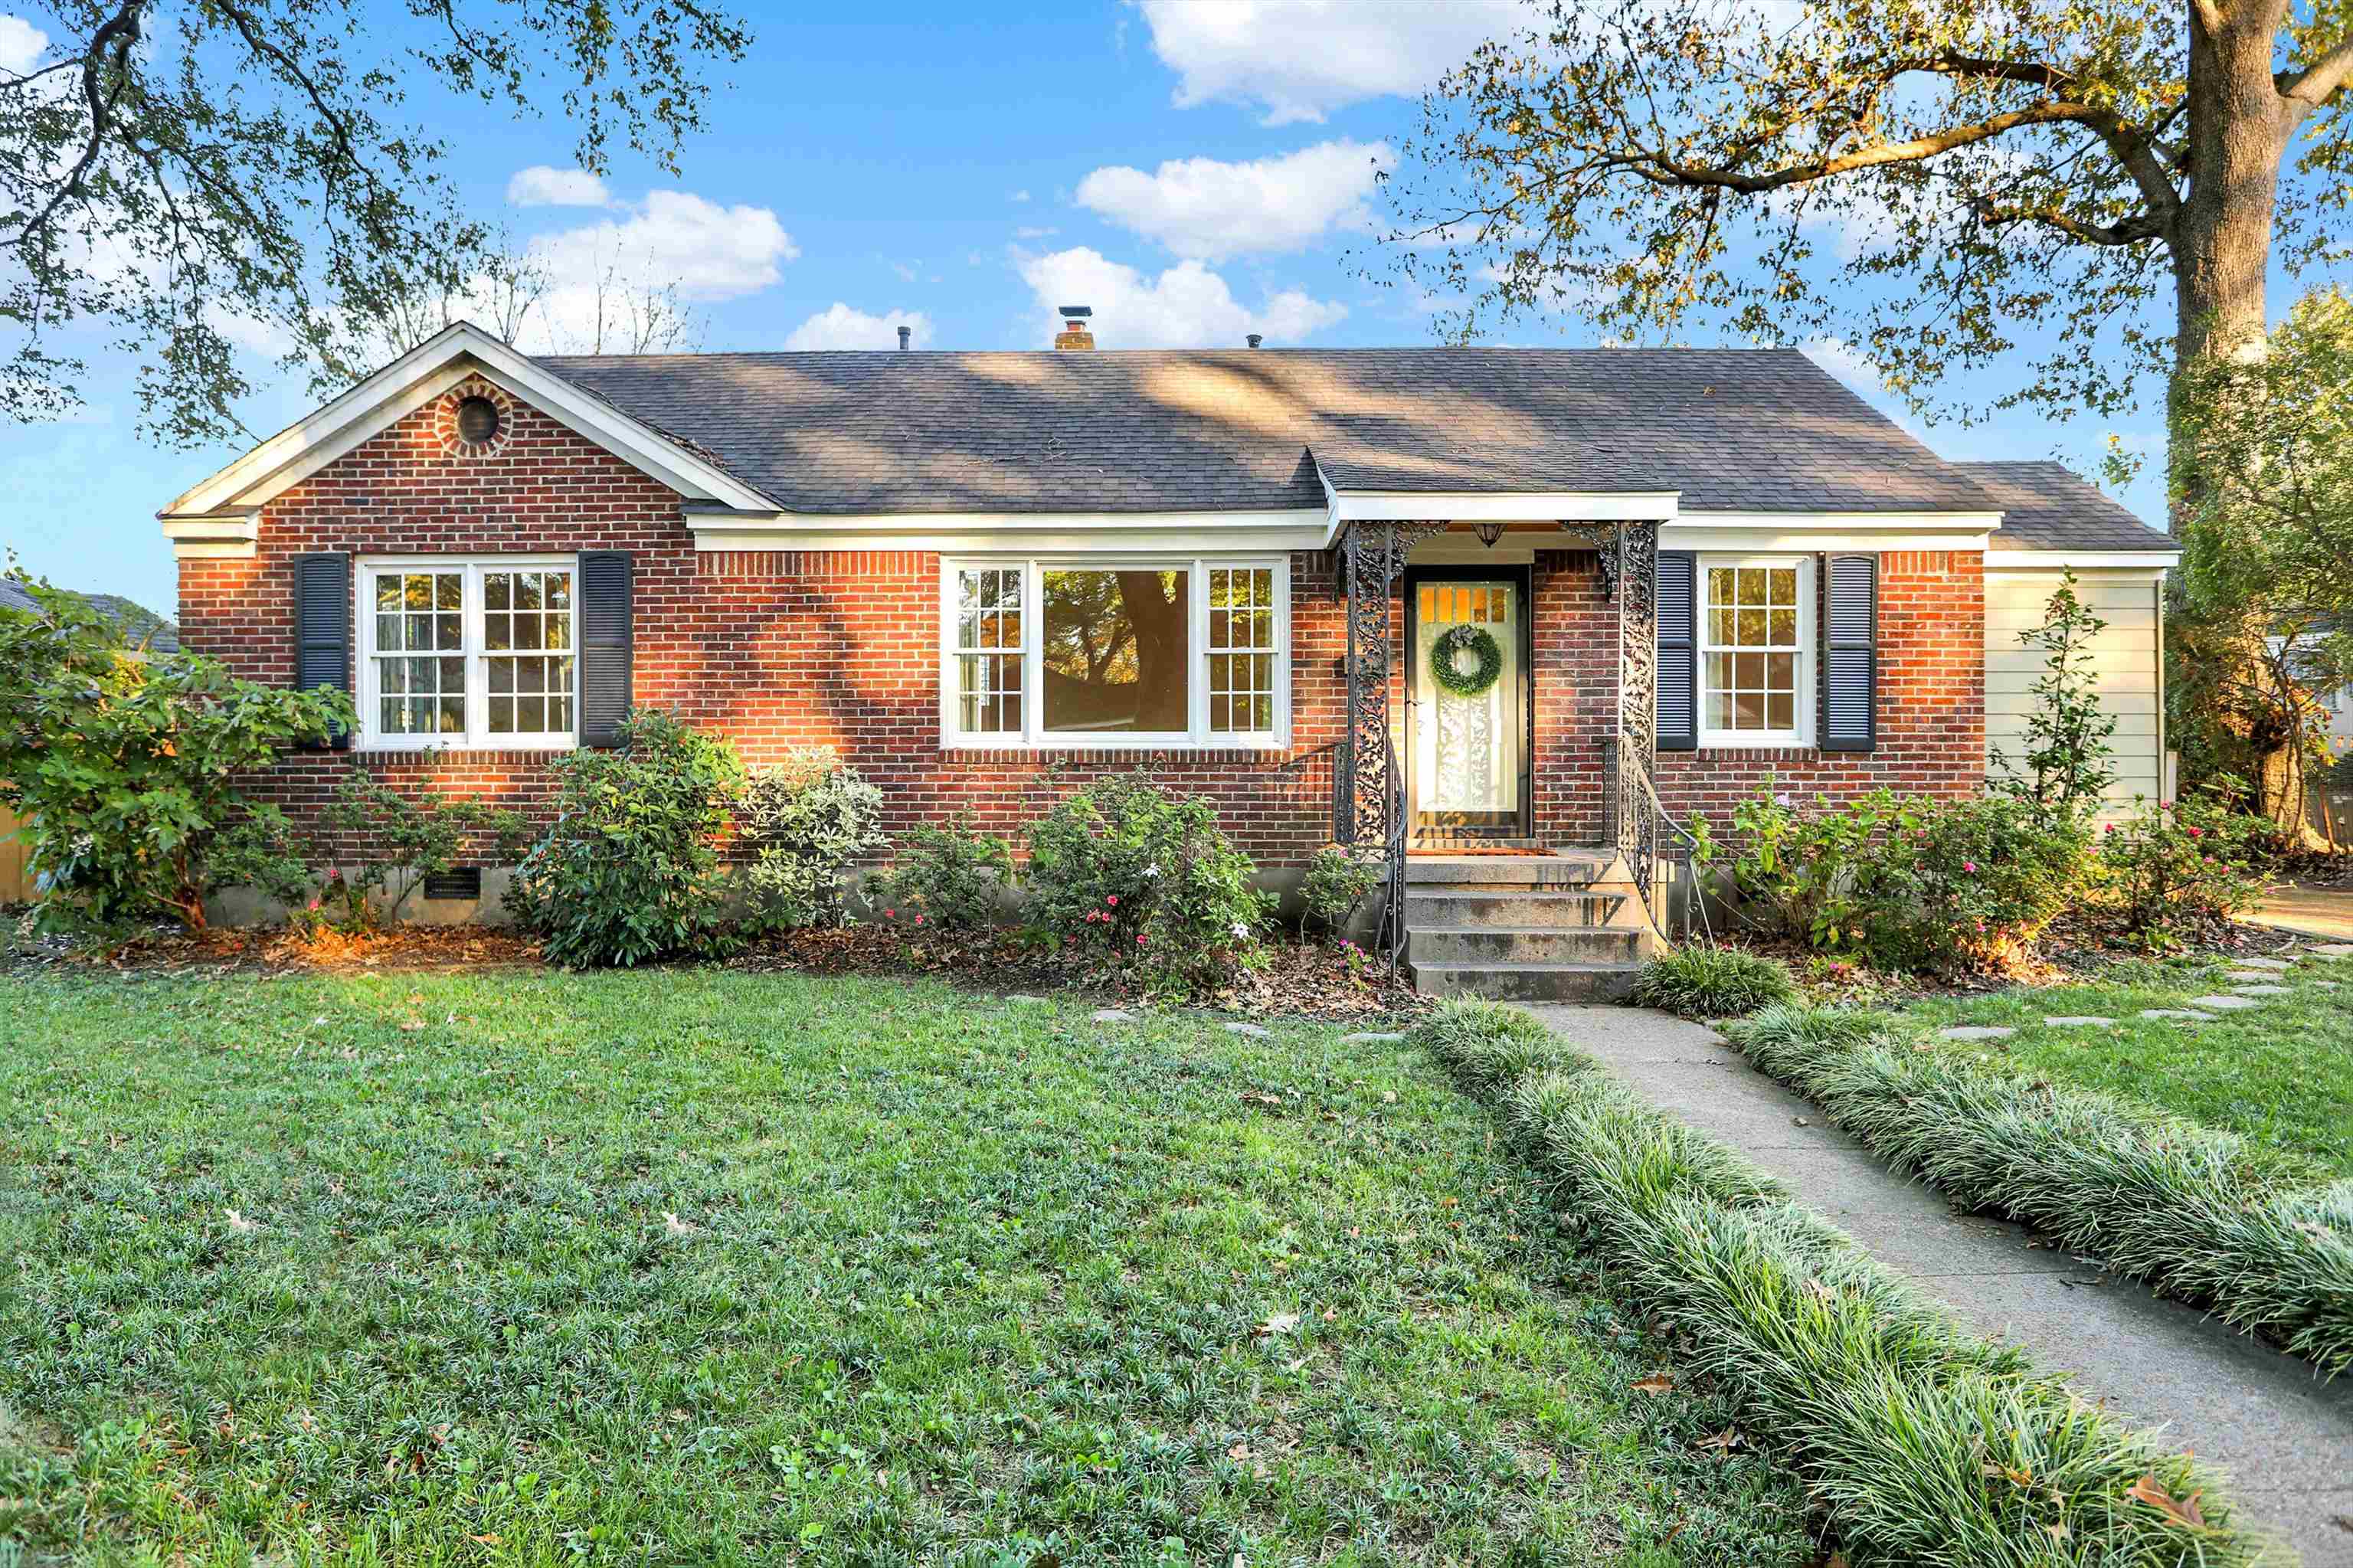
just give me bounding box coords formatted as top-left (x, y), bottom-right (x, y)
top-left (1043, 569), bottom-right (1189, 732)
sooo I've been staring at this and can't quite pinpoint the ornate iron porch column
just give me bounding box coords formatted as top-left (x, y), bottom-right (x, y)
top-left (1615, 519), bottom-right (1661, 900)
top-left (1337, 519), bottom-right (1445, 968)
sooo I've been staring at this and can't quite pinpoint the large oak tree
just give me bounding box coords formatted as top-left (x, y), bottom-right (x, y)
top-left (1, 0), bottom-right (749, 446)
top-left (1382, 0), bottom-right (2353, 423)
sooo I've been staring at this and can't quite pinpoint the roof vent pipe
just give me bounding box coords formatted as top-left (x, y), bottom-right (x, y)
top-left (1246, 333), bottom-right (1262, 349)
top-left (897, 325), bottom-right (911, 351)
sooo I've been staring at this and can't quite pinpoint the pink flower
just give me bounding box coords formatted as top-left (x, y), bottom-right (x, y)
top-left (1137, 934), bottom-right (1147, 946)
top-left (1962, 861), bottom-right (1977, 873)
top-left (912, 913), bottom-right (925, 925)
top-left (2187, 827), bottom-right (2204, 838)
top-left (884, 908), bottom-right (896, 918)
top-left (1106, 895), bottom-right (1119, 907)
top-left (2103, 823), bottom-right (2116, 833)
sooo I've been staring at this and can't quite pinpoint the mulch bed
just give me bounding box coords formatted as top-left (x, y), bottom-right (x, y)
top-left (3, 913), bottom-right (1425, 1025)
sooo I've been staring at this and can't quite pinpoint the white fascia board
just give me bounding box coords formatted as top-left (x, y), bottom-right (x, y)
top-left (1664, 526), bottom-right (1993, 553)
top-left (157, 320), bottom-right (774, 523)
top-left (695, 513), bottom-right (1329, 555)
top-left (1982, 550), bottom-right (2179, 569)
top-left (1678, 509), bottom-right (2008, 532)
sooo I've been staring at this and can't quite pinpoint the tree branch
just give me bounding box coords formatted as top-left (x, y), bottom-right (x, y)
top-left (1976, 202), bottom-right (2171, 247)
top-left (2279, 32), bottom-right (2353, 117)
top-left (1604, 101), bottom-right (2125, 192)
top-left (3, 0), bottom-right (146, 252)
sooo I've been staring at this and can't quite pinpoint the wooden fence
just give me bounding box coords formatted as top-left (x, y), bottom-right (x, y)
top-left (0, 807), bottom-right (33, 902)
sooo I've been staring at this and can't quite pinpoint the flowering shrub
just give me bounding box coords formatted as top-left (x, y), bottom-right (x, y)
top-left (315, 768), bottom-right (528, 930)
top-left (2090, 796), bottom-right (2272, 945)
top-left (739, 748), bottom-right (887, 931)
top-left (1708, 780), bottom-right (2090, 971)
top-left (1026, 773), bottom-right (1272, 995)
top-left (872, 817), bottom-right (1013, 932)
top-left (1298, 844), bottom-right (1384, 935)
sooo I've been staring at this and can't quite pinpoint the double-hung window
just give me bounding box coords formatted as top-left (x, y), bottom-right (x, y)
top-left (942, 557), bottom-right (1289, 748)
top-left (358, 558), bottom-right (578, 750)
top-left (1697, 555), bottom-right (1812, 747)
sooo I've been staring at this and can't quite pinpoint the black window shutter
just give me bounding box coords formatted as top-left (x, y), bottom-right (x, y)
top-left (291, 552), bottom-right (352, 750)
top-left (1821, 554), bottom-right (1877, 752)
top-left (1654, 551), bottom-right (1697, 751)
top-left (578, 551), bottom-right (634, 747)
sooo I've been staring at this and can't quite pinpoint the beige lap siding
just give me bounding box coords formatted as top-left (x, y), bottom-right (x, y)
top-left (182, 382), bottom-right (1993, 869)
top-left (1983, 567), bottom-right (2165, 817)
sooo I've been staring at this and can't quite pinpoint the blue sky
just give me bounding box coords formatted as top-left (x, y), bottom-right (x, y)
top-left (3, 0), bottom-right (2188, 614)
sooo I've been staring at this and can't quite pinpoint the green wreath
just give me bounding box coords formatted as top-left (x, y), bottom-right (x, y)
top-left (1430, 624), bottom-right (1504, 698)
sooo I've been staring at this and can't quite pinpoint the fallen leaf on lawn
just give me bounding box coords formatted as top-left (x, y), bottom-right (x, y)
top-left (224, 1208), bottom-right (260, 1233)
top-left (471, 1534), bottom-right (501, 1545)
top-left (1693, 1428), bottom-right (1741, 1452)
top-left (1227, 1441), bottom-right (1252, 1462)
top-left (1255, 1312), bottom-right (1300, 1337)
top-left (399, 1017), bottom-right (425, 1033)
top-left (1321, 1308), bottom-right (1338, 1321)
top-left (663, 1212), bottom-right (699, 1236)
top-left (2126, 1473), bottom-right (2207, 1529)
top-left (2047, 1523), bottom-right (2070, 1542)
top-left (1631, 1373), bottom-right (1674, 1396)
top-left (1380, 1090), bottom-right (1398, 1103)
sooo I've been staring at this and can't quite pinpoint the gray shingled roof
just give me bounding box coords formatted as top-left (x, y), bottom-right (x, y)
top-left (1954, 461), bottom-right (2176, 553)
top-left (536, 346), bottom-right (1998, 516)
top-left (0, 578), bottom-right (180, 650)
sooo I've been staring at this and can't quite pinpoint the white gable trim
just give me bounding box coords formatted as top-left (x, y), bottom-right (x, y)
top-left (158, 322), bottom-right (774, 535)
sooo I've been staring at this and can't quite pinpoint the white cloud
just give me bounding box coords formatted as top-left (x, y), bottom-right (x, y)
top-left (1016, 246), bottom-right (1345, 349)
top-left (1076, 139), bottom-right (1391, 262)
top-left (514, 190), bottom-right (795, 349)
top-left (0, 14), bottom-right (47, 74)
top-left (506, 165), bottom-right (613, 208)
top-left (1014, 225), bottom-right (1059, 241)
top-left (1137, 0), bottom-right (1521, 124)
top-left (1010, 189), bottom-right (1033, 204)
top-left (1799, 336), bottom-right (1883, 394)
top-left (784, 303), bottom-right (933, 351)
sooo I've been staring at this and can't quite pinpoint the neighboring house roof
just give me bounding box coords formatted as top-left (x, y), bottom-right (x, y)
top-left (537, 346), bottom-right (1999, 516)
top-left (0, 578), bottom-right (179, 651)
top-left (1954, 460), bottom-right (2175, 555)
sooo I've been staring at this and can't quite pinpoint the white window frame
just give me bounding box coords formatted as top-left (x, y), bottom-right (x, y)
top-left (1697, 553), bottom-right (1815, 750)
top-left (356, 555), bottom-right (581, 752)
top-left (938, 555), bottom-right (1291, 750)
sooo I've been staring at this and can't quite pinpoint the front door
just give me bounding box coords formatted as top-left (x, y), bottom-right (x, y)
top-left (1407, 570), bottom-right (1530, 840)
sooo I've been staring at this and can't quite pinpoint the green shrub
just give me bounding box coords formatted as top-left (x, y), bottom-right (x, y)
top-left (1719, 1003), bottom-right (2353, 1377)
top-left (1298, 844), bottom-right (1384, 935)
top-left (740, 748), bottom-right (887, 931)
top-left (1026, 772), bottom-right (1272, 995)
top-left (0, 572), bottom-right (351, 930)
top-left (872, 818), bottom-right (1013, 932)
top-left (1415, 1004), bottom-right (2263, 1565)
top-left (1705, 782), bottom-right (2093, 972)
top-left (507, 711), bottom-right (745, 967)
top-left (2089, 794), bottom-right (2271, 946)
top-left (1628, 944), bottom-right (1798, 1019)
top-left (315, 768), bottom-right (528, 929)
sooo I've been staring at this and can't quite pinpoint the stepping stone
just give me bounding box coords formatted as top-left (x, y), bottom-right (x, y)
top-left (2316, 980), bottom-right (2341, 990)
top-left (2224, 970), bottom-right (2276, 982)
top-left (2234, 957), bottom-right (2295, 971)
top-left (1939, 1026), bottom-right (2016, 1042)
top-left (2141, 1008), bottom-right (2217, 1022)
top-left (1342, 1031), bottom-right (1406, 1044)
top-left (2230, 984), bottom-right (2293, 997)
top-left (2042, 1015), bottom-right (2115, 1028)
top-left (1223, 1022), bottom-right (1271, 1038)
top-left (1091, 1007), bottom-right (1137, 1023)
top-left (2307, 943), bottom-right (2353, 958)
top-left (2188, 994), bottom-right (2262, 1010)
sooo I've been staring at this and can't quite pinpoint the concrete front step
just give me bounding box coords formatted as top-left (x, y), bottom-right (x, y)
top-left (1407, 925), bottom-right (1641, 964)
top-left (1404, 889), bottom-right (1629, 929)
top-left (1404, 852), bottom-right (1615, 891)
top-left (1408, 959), bottom-right (1641, 1002)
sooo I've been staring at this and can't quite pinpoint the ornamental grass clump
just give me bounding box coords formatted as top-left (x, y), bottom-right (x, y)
top-left (1628, 944), bottom-right (1800, 1019)
top-left (1410, 1003), bottom-right (2264, 1566)
top-left (1720, 1003), bottom-right (2353, 1377)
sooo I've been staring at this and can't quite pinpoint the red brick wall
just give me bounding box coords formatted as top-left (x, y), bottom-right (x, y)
top-left (181, 381), bottom-right (1985, 870)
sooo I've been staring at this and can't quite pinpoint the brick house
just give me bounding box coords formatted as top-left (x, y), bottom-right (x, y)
top-left (162, 316), bottom-right (2178, 994)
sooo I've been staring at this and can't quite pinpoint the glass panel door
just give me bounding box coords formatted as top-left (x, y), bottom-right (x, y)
top-left (1412, 578), bottom-right (1523, 834)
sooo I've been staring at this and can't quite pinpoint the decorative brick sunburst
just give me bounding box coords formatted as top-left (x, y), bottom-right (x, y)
top-left (435, 378), bottom-right (518, 460)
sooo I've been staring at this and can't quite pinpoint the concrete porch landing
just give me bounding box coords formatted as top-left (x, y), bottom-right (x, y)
top-left (1522, 1003), bottom-right (2353, 1566)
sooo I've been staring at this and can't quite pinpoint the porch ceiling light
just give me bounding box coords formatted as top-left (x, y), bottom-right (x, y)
top-left (1474, 522), bottom-right (1504, 548)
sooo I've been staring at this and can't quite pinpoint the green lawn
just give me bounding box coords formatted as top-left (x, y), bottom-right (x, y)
top-left (0, 966), bottom-right (1810, 1566)
top-left (1900, 948), bottom-right (2353, 1179)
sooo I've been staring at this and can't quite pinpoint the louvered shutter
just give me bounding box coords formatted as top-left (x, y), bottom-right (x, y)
top-left (578, 551), bottom-right (634, 747)
top-left (291, 552), bottom-right (352, 750)
top-left (1654, 551), bottom-right (1697, 751)
top-left (1821, 554), bottom-right (1877, 752)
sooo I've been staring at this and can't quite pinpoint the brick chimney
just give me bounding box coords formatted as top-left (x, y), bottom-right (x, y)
top-left (1054, 304), bottom-right (1095, 350)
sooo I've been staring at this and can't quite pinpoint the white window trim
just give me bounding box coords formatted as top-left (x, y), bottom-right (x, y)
top-left (1697, 553), bottom-right (1815, 750)
top-left (938, 555), bottom-right (1291, 751)
top-left (356, 555), bottom-right (581, 753)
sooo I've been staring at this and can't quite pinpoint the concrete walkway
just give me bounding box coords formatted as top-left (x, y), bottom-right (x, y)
top-left (2245, 885), bottom-right (2353, 941)
top-left (1523, 1003), bottom-right (2353, 1567)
